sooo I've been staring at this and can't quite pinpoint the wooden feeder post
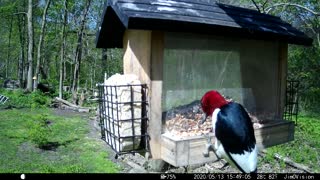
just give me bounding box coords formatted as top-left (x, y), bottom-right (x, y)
top-left (278, 43), bottom-right (288, 118)
top-left (123, 30), bottom-right (165, 159)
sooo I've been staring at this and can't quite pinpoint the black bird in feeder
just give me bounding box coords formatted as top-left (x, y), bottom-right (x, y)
top-left (200, 90), bottom-right (258, 173)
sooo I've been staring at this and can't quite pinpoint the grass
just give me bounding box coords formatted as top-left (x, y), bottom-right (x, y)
top-left (259, 115), bottom-right (320, 173)
top-left (1, 96), bottom-right (319, 173)
top-left (0, 108), bottom-right (119, 173)
top-left (0, 89), bottom-right (51, 109)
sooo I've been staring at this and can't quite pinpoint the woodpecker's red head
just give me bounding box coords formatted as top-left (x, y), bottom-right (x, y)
top-left (201, 90), bottom-right (229, 117)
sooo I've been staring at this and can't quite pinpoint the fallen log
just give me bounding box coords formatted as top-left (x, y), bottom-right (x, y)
top-left (78, 108), bottom-right (90, 113)
top-left (60, 104), bottom-right (78, 111)
top-left (53, 97), bottom-right (95, 112)
top-left (260, 150), bottom-right (313, 173)
top-left (89, 116), bottom-right (97, 120)
top-left (274, 153), bottom-right (313, 173)
top-left (55, 97), bottom-right (79, 108)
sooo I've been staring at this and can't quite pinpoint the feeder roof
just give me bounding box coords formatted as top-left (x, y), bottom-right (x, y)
top-left (96, 0), bottom-right (313, 48)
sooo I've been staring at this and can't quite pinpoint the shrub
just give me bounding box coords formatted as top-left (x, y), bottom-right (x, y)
top-left (0, 89), bottom-right (51, 109)
top-left (28, 114), bottom-right (51, 148)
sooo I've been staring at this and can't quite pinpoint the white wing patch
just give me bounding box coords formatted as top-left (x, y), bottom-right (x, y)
top-left (229, 145), bottom-right (258, 173)
top-left (214, 138), bottom-right (227, 159)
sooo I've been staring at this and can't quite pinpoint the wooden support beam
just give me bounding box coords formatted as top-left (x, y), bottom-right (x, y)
top-left (149, 31), bottom-right (164, 159)
top-left (278, 43), bottom-right (288, 119)
top-left (123, 30), bottom-right (152, 86)
top-left (122, 30), bottom-right (164, 159)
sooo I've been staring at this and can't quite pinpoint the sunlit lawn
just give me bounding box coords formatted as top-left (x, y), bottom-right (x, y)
top-left (0, 108), bottom-right (119, 173)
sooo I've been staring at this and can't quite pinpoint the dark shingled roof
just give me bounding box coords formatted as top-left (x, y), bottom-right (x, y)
top-left (96, 0), bottom-right (313, 48)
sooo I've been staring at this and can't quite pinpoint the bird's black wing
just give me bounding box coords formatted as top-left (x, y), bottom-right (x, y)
top-left (215, 102), bottom-right (256, 154)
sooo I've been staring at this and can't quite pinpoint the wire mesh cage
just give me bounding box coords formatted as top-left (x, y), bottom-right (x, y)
top-left (283, 80), bottom-right (299, 125)
top-left (0, 95), bottom-right (9, 105)
top-left (98, 83), bottom-right (149, 157)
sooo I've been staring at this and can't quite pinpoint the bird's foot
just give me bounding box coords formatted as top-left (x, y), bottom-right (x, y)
top-left (202, 143), bottom-right (213, 158)
top-left (203, 151), bottom-right (210, 158)
top-left (202, 133), bottom-right (214, 158)
top-left (202, 133), bottom-right (212, 144)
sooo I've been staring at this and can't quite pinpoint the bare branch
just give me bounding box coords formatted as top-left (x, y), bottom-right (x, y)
top-left (251, 0), bottom-right (261, 12)
top-left (297, 14), bottom-right (316, 34)
top-left (266, 3), bottom-right (320, 16)
top-left (261, 0), bottom-right (270, 13)
top-left (262, 0), bottom-right (268, 8)
top-left (13, 12), bottom-right (27, 15)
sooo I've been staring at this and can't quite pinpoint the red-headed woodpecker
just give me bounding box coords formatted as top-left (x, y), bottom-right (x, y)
top-left (200, 90), bottom-right (258, 173)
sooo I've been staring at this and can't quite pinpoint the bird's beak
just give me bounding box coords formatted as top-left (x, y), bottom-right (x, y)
top-left (200, 113), bottom-right (208, 124)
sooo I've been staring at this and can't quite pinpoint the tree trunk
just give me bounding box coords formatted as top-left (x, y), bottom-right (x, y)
top-left (23, 0), bottom-right (28, 88)
top-left (63, 58), bottom-right (66, 83)
top-left (34, 0), bottom-right (51, 91)
top-left (69, 63), bottom-right (73, 92)
top-left (90, 63), bottom-right (93, 90)
top-left (71, 0), bottom-right (92, 104)
top-left (59, 0), bottom-right (68, 99)
top-left (55, 53), bottom-right (59, 79)
top-left (6, 16), bottom-right (13, 79)
top-left (26, 0), bottom-right (33, 91)
top-left (101, 48), bottom-right (108, 81)
top-left (17, 14), bottom-right (26, 88)
top-left (93, 56), bottom-right (96, 91)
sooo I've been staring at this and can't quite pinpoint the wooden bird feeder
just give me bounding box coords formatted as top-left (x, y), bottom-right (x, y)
top-left (96, 0), bottom-right (312, 167)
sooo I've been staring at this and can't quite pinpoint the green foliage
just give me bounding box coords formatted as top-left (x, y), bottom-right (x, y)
top-left (0, 89), bottom-right (51, 109)
top-left (229, 0), bottom-right (320, 114)
top-left (27, 114), bottom-right (51, 148)
top-left (38, 165), bottom-right (56, 173)
top-left (288, 45), bottom-right (320, 113)
top-left (0, 0), bottom-right (118, 95)
top-left (39, 164), bottom-right (86, 173)
top-left (0, 108), bottom-right (119, 173)
top-left (262, 115), bottom-right (320, 173)
top-left (0, 79), bottom-right (4, 88)
top-left (106, 49), bottom-right (124, 76)
top-left (63, 164), bottom-right (86, 173)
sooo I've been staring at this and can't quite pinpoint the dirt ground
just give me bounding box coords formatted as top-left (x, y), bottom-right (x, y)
top-left (55, 108), bottom-right (307, 174)
top-left (114, 152), bottom-right (306, 173)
